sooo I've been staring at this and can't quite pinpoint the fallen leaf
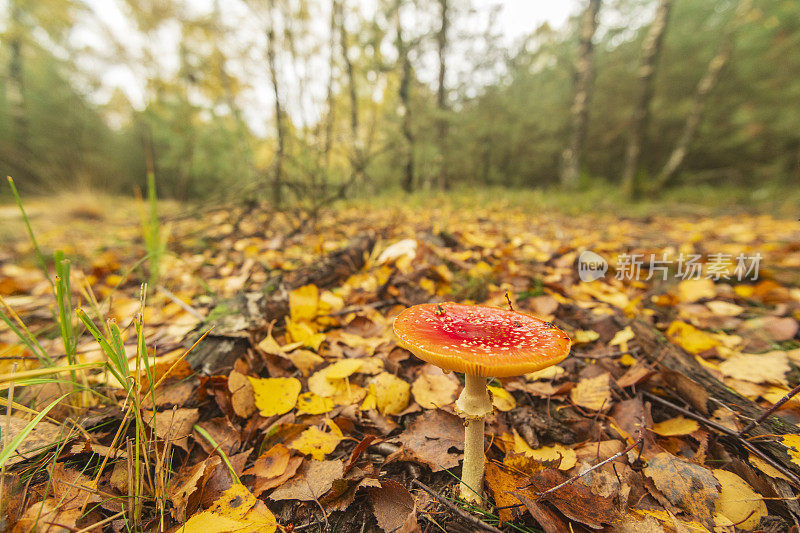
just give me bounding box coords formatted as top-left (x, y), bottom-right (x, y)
top-left (488, 385), bottom-right (516, 411)
top-left (525, 468), bottom-right (619, 528)
top-left (283, 349), bottom-right (325, 376)
top-left (168, 456), bottom-right (222, 521)
top-left (571, 330), bottom-right (600, 345)
top-left (571, 373), bottom-right (611, 411)
top-left (719, 351), bottom-right (789, 385)
top-left (0, 415), bottom-right (64, 466)
top-left (643, 452), bottom-right (719, 528)
top-left (706, 300), bottom-right (744, 317)
top-left (781, 434), bottom-right (800, 466)
top-left (712, 469), bottom-right (767, 530)
top-left (270, 459), bottom-right (344, 501)
top-left (285, 318), bottom-right (325, 350)
top-left (144, 408), bottom-right (199, 451)
top-left (243, 444), bottom-right (291, 479)
top-left (296, 391), bottom-right (335, 415)
top-left (370, 372), bottom-right (410, 415)
top-left (666, 320), bottom-right (720, 354)
top-left (228, 370), bottom-right (257, 418)
top-left (248, 376), bottom-right (301, 416)
top-left (290, 284), bottom-right (319, 322)
top-left (289, 420), bottom-right (344, 460)
top-left (525, 366), bottom-right (565, 381)
top-left (368, 478), bottom-right (420, 533)
top-left (677, 278), bottom-right (717, 303)
top-left (411, 372), bottom-right (458, 409)
top-left (181, 483), bottom-right (277, 533)
top-left (393, 410), bottom-right (463, 471)
top-left (652, 416), bottom-right (700, 437)
top-left (509, 431), bottom-right (576, 471)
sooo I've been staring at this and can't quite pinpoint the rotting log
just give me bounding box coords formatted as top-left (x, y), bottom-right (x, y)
top-left (185, 232), bottom-right (376, 374)
top-left (628, 318), bottom-right (800, 482)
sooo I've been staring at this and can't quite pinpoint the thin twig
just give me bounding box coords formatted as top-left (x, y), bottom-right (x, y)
top-left (156, 285), bottom-right (204, 321)
top-left (739, 381), bottom-right (800, 436)
top-left (411, 479), bottom-right (503, 533)
top-left (522, 436), bottom-right (644, 496)
top-left (643, 391), bottom-right (800, 488)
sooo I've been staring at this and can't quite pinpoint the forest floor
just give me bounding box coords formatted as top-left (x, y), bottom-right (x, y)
top-left (0, 189), bottom-right (799, 532)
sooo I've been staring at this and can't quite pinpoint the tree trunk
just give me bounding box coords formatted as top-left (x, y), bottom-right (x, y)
top-left (396, 0), bottom-right (415, 193)
top-left (7, 0), bottom-right (28, 173)
top-left (652, 0), bottom-right (750, 191)
top-left (323, 0), bottom-right (338, 171)
top-left (621, 0), bottom-right (672, 198)
top-left (560, 0), bottom-right (601, 189)
top-left (266, 0), bottom-right (284, 206)
top-left (435, 0), bottom-right (449, 190)
top-left (339, 0), bottom-right (363, 187)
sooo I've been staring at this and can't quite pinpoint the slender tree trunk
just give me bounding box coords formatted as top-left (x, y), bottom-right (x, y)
top-left (653, 0), bottom-right (750, 191)
top-left (435, 0), bottom-right (449, 190)
top-left (323, 0), bottom-right (338, 170)
top-left (213, 0), bottom-right (250, 170)
top-left (395, 0), bottom-right (414, 193)
top-left (621, 0), bottom-right (673, 198)
top-left (7, 0), bottom-right (28, 168)
top-left (560, 0), bottom-right (601, 190)
top-left (266, 0), bottom-right (284, 206)
top-left (339, 0), bottom-right (363, 187)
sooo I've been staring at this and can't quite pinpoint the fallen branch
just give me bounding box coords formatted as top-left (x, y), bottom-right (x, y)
top-left (629, 319), bottom-right (800, 484)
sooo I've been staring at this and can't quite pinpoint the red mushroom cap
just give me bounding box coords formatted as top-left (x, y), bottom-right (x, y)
top-left (393, 302), bottom-right (571, 377)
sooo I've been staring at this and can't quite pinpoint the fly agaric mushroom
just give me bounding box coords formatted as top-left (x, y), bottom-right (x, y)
top-left (393, 302), bottom-right (571, 503)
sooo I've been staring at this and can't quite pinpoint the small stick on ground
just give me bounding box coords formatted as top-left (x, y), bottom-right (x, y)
top-left (643, 391), bottom-right (800, 488)
top-left (739, 382), bottom-right (800, 436)
top-left (411, 479), bottom-right (503, 533)
top-left (521, 436), bottom-right (644, 497)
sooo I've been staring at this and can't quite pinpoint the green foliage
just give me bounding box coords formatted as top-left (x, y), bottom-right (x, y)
top-left (1, 0), bottom-right (799, 199)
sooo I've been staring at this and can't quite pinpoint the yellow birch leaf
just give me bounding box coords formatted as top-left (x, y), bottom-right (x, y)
top-left (360, 384), bottom-right (377, 410)
top-left (570, 373), bottom-right (611, 411)
top-left (488, 385), bottom-right (516, 411)
top-left (411, 373), bottom-right (458, 409)
top-left (284, 349), bottom-right (324, 377)
top-left (712, 469), bottom-right (767, 531)
top-left (666, 321), bottom-right (720, 354)
top-left (181, 484), bottom-right (277, 533)
top-left (525, 366), bottom-right (564, 381)
top-left (285, 318), bottom-right (325, 350)
top-left (296, 392), bottom-right (335, 415)
top-left (748, 453), bottom-right (790, 481)
top-left (371, 372), bottom-right (410, 415)
top-left (677, 278), bottom-right (717, 303)
top-left (609, 326), bottom-right (635, 351)
top-left (325, 359), bottom-right (363, 379)
top-left (571, 330), bottom-right (600, 345)
top-left (248, 377), bottom-right (301, 417)
top-left (781, 434), bottom-right (800, 466)
top-left (290, 284), bottom-right (319, 322)
top-left (290, 420), bottom-right (344, 460)
top-left (652, 416), bottom-right (700, 436)
top-left (509, 431), bottom-right (575, 470)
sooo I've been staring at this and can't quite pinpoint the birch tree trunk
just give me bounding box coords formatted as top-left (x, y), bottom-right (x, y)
top-left (323, 0), bottom-right (338, 171)
top-left (560, 0), bottom-right (601, 189)
top-left (621, 0), bottom-right (673, 198)
top-left (436, 0), bottom-right (449, 190)
top-left (339, 0), bottom-right (363, 187)
top-left (266, 0), bottom-right (284, 206)
top-left (653, 0), bottom-right (751, 191)
top-left (396, 0), bottom-right (415, 193)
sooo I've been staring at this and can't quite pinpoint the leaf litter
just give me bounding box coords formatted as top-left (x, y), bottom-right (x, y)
top-left (0, 200), bottom-right (798, 531)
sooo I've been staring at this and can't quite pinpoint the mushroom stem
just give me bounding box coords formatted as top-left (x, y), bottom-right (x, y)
top-left (456, 373), bottom-right (493, 503)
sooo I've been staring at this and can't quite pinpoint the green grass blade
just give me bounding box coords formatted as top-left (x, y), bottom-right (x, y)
top-left (6, 177), bottom-right (53, 289)
top-left (0, 393), bottom-right (68, 468)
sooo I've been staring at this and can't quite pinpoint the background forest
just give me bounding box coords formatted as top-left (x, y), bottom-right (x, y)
top-left (1, 0), bottom-right (799, 203)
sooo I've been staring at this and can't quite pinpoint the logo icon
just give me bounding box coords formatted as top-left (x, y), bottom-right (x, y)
top-left (578, 251), bottom-right (608, 282)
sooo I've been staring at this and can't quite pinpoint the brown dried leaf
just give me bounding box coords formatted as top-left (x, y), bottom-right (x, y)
top-left (642, 452), bottom-right (719, 528)
top-left (392, 410), bottom-right (463, 471)
top-left (369, 479), bottom-right (420, 533)
top-left (269, 458), bottom-right (343, 501)
top-left (525, 469), bottom-right (620, 529)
